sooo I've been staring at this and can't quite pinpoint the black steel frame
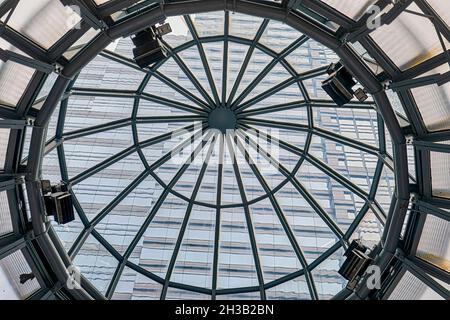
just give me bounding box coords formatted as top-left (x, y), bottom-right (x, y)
top-left (0, 0), bottom-right (448, 300)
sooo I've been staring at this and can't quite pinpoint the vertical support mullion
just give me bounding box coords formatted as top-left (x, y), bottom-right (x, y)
top-left (152, 70), bottom-right (211, 110)
top-left (227, 19), bottom-right (269, 106)
top-left (234, 76), bottom-right (297, 113)
top-left (160, 38), bottom-right (215, 110)
top-left (225, 134), bottom-right (266, 299)
top-left (222, 11), bottom-right (229, 106)
top-left (161, 135), bottom-right (217, 299)
top-left (233, 132), bottom-right (319, 299)
top-left (185, 15), bottom-right (221, 106)
top-left (212, 134), bottom-right (225, 300)
top-left (231, 35), bottom-right (308, 109)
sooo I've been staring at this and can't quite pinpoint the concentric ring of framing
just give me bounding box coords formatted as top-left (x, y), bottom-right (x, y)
top-left (52, 12), bottom-right (396, 300)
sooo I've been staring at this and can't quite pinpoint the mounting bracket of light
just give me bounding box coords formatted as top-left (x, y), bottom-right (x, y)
top-left (41, 180), bottom-right (75, 225)
top-left (131, 23), bottom-right (172, 68)
top-left (321, 62), bottom-right (358, 106)
top-left (338, 240), bottom-right (374, 290)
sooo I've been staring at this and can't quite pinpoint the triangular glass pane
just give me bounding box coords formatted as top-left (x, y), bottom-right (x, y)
top-left (265, 276), bottom-right (311, 300)
top-left (259, 20), bottom-right (304, 53)
top-left (296, 160), bottom-right (367, 235)
top-left (312, 106), bottom-right (380, 148)
top-left (217, 207), bottom-right (260, 289)
top-left (112, 266), bottom-right (162, 300)
top-left (63, 28), bottom-right (101, 60)
top-left (386, 89), bottom-right (408, 120)
top-left (243, 83), bottom-right (304, 112)
top-left (250, 198), bottom-right (302, 282)
top-left (130, 194), bottom-right (188, 279)
top-left (236, 130), bottom-right (299, 177)
top-left (234, 135), bottom-right (286, 192)
top-left (240, 62), bottom-right (292, 106)
top-left (308, 135), bottom-right (379, 195)
top-left (303, 75), bottom-right (329, 100)
top-left (137, 121), bottom-right (198, 144)
top-left (172, 160), bottom-right (204, 200)
top-left (94, 174), bottom-right (161, 255)
top-left (73, 234), bottom-right (119, 295)
top-left (195, 137), bottom-right (221, 205)
top-left (64, 96), bottom-right (134, 132)
top-left (141, 122), bottom-right (202, 170)
top-left (170, 205), bottom-right (216, 289)
top-left (311, 247), bottom-right (347, 300)
top-left (275, 181), bottom-right (339, 264)
top-left (171, 129), bottom-right (218, 198)
top-left (76, 54), bottom-right (145, 91)
top-left (72, 152), bottom-right (145, 221)
top-left (0, 9), bottom-right (13, 21)
top-left (286, 39), bottom-right (339, 73)
top-left (196, 168), bottom-right (219, 205)
top-left (226, 42), bottom-right (251, 101)
top-left (232, 48), bottom-right (272, 102)
top-left (64, 125), bottom-right (134, 179)
top-left (37, 72), bottom-right (59, 102)
top-left (229, 12), bottom-right (265, 40)
top-left (143, 73), bottom-right (202, 108)
top-left (156, 57), bottom-right (206, 104)
top-left (246, 124), bottom-right (309, 152)
top-left (221, 138), bottom-right (246, 205)
top-left (178, 45), bottom-right (215, 103)
top-left (155, 131), bottom-right (210, 188)
top-left (276, 143), bottom-right (301, 173)
top-left (248, 104), bottom-right (308, 128)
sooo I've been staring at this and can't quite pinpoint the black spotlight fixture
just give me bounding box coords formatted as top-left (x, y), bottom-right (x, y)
top-left (321, 62), bottom-right (358, 106)
top-left (338, 240), bottom-right (374, 289)
top-left (354, 87), bottom-right (369, 103)
top-left (131, 23), bottom-right (172, 69)
top-left (41, 180), bottom-right (75, 225)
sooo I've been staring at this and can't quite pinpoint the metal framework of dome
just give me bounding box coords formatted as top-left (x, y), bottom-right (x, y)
top-left (0, 0), bottom-right (449, 300)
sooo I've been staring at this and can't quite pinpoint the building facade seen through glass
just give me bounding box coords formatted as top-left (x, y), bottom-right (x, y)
top-left (41, 11), bottom-right (396, 300)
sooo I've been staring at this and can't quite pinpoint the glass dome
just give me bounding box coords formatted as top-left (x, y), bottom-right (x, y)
top-left (0, 0), bottom-right (449, 301)
top-left (41, 12), bottom-right (395, 299)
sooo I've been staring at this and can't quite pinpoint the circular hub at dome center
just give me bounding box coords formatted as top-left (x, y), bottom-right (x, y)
top-left (208, 107), bottom-right (237, 133)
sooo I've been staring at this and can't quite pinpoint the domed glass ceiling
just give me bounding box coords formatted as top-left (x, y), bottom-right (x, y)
top-left (0, 0), bottom-right (449, 301)
top-left (41, 11), bottom-right (396, 300)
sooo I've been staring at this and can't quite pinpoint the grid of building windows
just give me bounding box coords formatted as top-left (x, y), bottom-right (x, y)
top-left (41, 11), bottom-right (396, 300)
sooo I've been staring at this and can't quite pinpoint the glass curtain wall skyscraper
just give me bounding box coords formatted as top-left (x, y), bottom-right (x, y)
top-left (39, 11), bottom-right (397, 300)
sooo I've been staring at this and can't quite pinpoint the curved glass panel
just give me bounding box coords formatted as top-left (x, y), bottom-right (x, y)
top-left (0, 0), bottom-right (448, 302)
top-left (39, 12), bottom-right (396, 300)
